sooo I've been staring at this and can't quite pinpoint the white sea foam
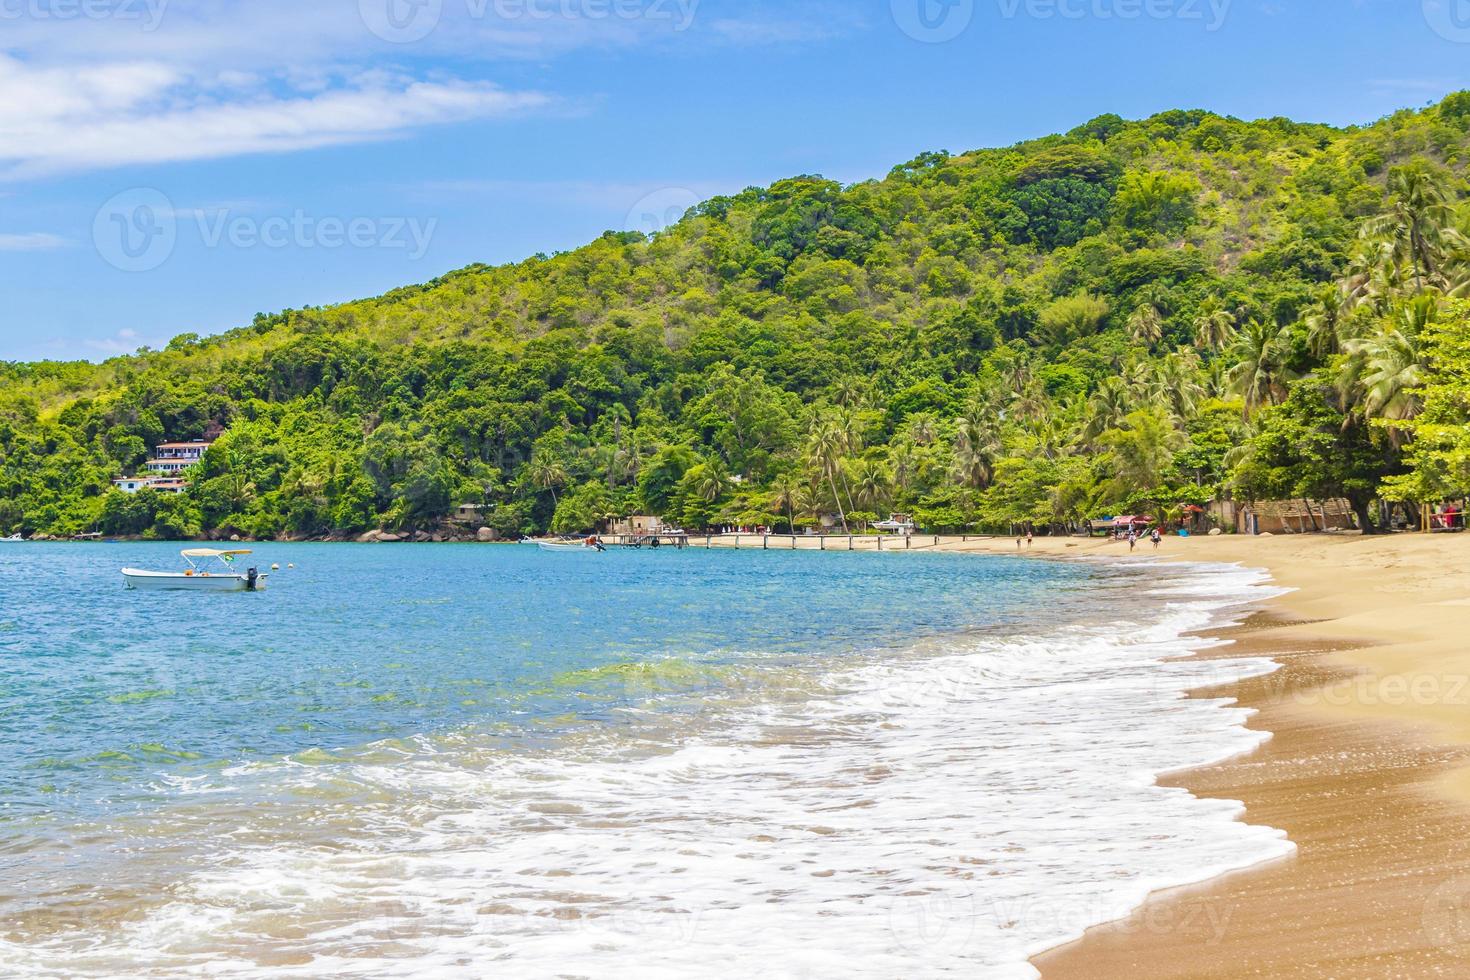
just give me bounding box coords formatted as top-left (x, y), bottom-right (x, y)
top-left (1, 561), bottom-right (1293, 978)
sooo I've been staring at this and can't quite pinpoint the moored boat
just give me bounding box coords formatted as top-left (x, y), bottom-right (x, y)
top-left (122, 549), bottom-right (268, 591)
top-left (535, 537), bottom-right (606, 553)
top-left (0, 534), bottom-right (24, 543)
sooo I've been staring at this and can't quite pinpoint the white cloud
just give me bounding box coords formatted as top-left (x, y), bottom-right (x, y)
top-left (0, 56), bottom-right (550, 178)
top-left (0, 1), bottom-right (848, 180)
top-left (0, 232), bottom-right (67, 250)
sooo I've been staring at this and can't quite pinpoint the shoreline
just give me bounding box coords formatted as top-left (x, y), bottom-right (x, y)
top-left (16, 529), bottom-right (1470, 973)
top-left (951, 533), bottom-right (1470, 977)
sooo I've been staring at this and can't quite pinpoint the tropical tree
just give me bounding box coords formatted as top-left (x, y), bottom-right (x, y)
top-left (1192, 303), bottom-right (1236, 353)
top-left (852, 458), bottom-right (893, 512)
top-left (1127, 303), bottom-right (1165, 348)
top-left (692, 455), bottom-right (732, 503)
top-left (1303, 285), bottom-right (1350, 358)
top-left (1336, 296), bottom-right (1434, 439)
top-left (1228, 320), bottom-right (1294, 413)
top-left (1361, 164), bottom-right (1460, 292)
top-left (953, 414), bottom-right (1001, 489)
top-left (524, 452), bottom-right (570, 507)
top-left (806, 419), bottom-right (850, 532)
top-left (770, 473), bottom-right (802, 532)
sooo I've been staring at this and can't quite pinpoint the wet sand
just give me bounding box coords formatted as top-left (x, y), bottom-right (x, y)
top-left (942, 532), bottom-right (1470, 977)
top-left (696, 530), bottom-right (1470, 973)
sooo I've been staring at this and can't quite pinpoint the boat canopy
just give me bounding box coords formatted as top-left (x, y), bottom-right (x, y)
top-left (180, 548), bottom-right (253, 558)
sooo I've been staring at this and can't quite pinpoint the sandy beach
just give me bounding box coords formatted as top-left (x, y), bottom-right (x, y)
top-left (930, 531), bottom-right (1470, 977)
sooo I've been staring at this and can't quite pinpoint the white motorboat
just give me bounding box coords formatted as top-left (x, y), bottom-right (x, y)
top-left (0, 534), bottom-right (24, 543)
top-left (122, 549), bottom-right (268, 591)
top-left (535, 538), bottom-right (606, 553)
top-left (872, 514), bottom-right (916, 534)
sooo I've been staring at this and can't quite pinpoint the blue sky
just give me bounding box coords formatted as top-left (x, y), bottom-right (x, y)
top-left (0, 0), bottom-right (1464, 361)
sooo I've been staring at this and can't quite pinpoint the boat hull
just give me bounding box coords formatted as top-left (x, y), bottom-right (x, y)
top-left (536, 542), bottom-right (598, 553)
top-left (122, 569), bottom-right (267, 591)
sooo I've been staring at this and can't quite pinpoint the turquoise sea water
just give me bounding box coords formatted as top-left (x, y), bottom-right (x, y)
top-left (0, 543), bottom-right (1290, 978)
top-left (0, 543), bottom-right (1080, 822)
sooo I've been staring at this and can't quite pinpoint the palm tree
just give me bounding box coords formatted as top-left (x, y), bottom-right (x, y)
top-left (693, 456), bottom-right (731, 504)
top-left (1361, 165), bottom-right (1459, 292)
top-left (1192, 304), bottom-right (1236, 353)
top-left (1027, 411), bottom-right (1074, 460)
top-left (1227, 319), bottom-right (1294, 413)
top-left (1303, 285), bottom-right (1349, 358)
top-left (1337, 295), bottom-right (1434, 441)
top-left (1011, 381), bottom-right (1050, 424)
top-left (1123, 359), bottom-right (1162, 410)
top-left (852, 459), bottom-right (893, 512)
top-left (1343, 239), bottom-right (1408, 312)
top-left (1003, 355), bottom-right (1034, 394)
top-left (525, 452), bottom-right (569, 507)
top-left (770, 473), bottom-right (802, 533)
top-left (831, 378), bottom-right (869, 409)
top-left (1084, 376), bottom-right (1133, 442)
top-left (887, 440), bottom-right (919, 496)
top-left (1127, 303), bottom-right (1165, 348)
top-left (806, 420), bottom-right (850, 532)
top-left (1156, 349), bottom-right (1207, 420)
top-left (907, 413), bottom-right (939, 447)
top-left (953, 415), bottom-right (1000, 490)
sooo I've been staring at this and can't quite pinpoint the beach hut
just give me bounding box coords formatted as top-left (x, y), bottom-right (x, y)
top-left (1238, 499), bottom-right (1354, 535)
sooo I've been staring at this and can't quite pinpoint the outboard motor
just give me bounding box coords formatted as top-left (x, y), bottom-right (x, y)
top-left (246, 567), bottom-right (260, 591)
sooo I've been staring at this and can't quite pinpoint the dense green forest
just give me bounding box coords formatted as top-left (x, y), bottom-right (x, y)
top-left (6, 95), bottom-right (1470, 540)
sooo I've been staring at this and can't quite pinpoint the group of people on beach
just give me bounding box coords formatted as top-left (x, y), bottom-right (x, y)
top-left (1014, 527), bottom-right (1164, 550)
top-left (1125, 528), bottom-right (1163, 552)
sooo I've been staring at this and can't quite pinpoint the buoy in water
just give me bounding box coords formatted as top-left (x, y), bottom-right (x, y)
top-left (287, 563), bottom-right (295, 569)
top-left (271, 564), bottom-right (280, 571)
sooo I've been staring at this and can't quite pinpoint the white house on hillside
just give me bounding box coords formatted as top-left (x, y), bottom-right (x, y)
top-left (112, 477), bottom-right (188, 495)
top-left (145, 441), bottom-right (212, 476)
top-left (114, 437), bottom-right (216, 494)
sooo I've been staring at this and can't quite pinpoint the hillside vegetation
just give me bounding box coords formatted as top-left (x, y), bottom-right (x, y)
top-left (6, 94), bottom-right (1470, 539)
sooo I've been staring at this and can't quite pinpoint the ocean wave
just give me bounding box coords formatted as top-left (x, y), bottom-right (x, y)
top-left (0, 559), bottom-right (1291, 978)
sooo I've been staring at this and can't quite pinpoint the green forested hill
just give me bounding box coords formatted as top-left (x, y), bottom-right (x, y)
top-left (6, 95), bottom-right (1470, 539)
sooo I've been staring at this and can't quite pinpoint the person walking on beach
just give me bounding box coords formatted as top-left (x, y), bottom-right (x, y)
top-left (1150, 527), bottom-right (1162, 550)
top-left (1026, 529), bottom-right (1034, 549)
top-left (1128, 530), bottom-right (1138, 552)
